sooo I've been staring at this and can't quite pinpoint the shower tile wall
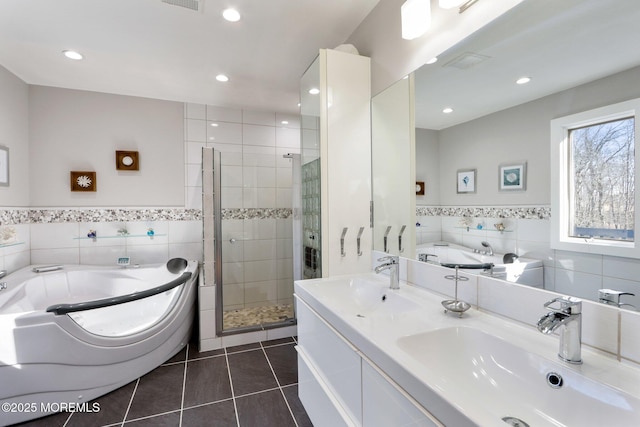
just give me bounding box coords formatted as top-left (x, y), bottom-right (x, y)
top-left (185, 103), bottom-right (300, 311)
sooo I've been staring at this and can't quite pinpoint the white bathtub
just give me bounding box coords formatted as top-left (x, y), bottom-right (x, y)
top-left (0, 258), bottom-right (198, 425)
top-left (416, 242), bottom-right (544, 287)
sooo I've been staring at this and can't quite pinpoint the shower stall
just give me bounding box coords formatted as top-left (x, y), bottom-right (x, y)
top-left (202, 147), bottom-right (301, 335)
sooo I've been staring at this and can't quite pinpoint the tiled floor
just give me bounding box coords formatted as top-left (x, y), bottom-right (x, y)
top-left (15, 337), bottom-right (312, 427)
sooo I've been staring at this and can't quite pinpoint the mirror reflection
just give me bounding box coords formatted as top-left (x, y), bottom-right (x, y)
top-left (374, 0), bottom-right (640, 309)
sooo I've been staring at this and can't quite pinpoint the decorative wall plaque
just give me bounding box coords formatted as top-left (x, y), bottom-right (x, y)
top-left (116, 150), bottom-right (139, 171)
top-left (70, 171), bottom-right (96, 192)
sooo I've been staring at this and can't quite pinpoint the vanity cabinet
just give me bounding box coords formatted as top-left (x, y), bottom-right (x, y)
top-left (296, 296), bottom-right (442, 427)
top-left (299, 48), bottom-right (372, 279)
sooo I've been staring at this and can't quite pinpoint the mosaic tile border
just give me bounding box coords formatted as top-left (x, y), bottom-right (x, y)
top-left (416, 206), bottom-right (551, 220)
top-left (0, 208), bottom-right (202, 225)
top-left (0, 207), bottom-right (293, 225)
top-left (221, 208), bottom-right (292, 220)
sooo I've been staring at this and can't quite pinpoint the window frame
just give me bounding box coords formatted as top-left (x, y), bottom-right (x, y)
top-left (550, 98), bottom-right (640, 258)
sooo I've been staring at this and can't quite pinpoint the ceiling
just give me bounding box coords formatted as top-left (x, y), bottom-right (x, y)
top-left (415, 0), bottom-right (640, 130)
top-left (0, 0), bottom-right (380, 114)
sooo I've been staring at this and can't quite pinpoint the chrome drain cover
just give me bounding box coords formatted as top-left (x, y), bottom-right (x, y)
top-left (502, 416), bottom-right (530, 427)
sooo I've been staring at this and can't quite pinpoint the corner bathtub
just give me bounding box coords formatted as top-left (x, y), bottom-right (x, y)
top-left (0, 258), bottom-right (198, 425)
top-left (416, 242), bottom-right (544, 287)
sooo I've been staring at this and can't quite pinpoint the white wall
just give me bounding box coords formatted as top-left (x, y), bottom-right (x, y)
top-left (28, 86), bottom-right (184, 207)
top-left (0, 65), bottom-right (29, 207)
top-left (436, 65), bottom-right (640, 206)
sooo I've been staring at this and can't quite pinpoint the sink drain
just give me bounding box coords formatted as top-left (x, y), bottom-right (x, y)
top-left (502, 416), bottom-right (530, 427)
top-left (546, 372), bottom-right (563, 388)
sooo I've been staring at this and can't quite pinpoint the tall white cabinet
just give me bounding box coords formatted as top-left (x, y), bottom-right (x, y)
top-left (299, 48), bottom-right (372, 278)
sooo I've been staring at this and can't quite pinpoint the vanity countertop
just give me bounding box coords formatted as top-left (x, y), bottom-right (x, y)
top-left (295, 272), bottom-right (640, 427)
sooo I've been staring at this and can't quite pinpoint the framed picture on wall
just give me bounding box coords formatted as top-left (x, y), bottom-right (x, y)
top-left (0, 146), bottom-right (8, 186)
top-left (499, 162), bottom-right (527, 191)
top-left (456, 169), bottom-right (476, 193)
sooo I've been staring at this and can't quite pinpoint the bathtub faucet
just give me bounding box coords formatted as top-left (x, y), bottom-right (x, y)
top-left (0, 269), bottom-right (6, 279)
top-left (537, 296), bottom-right (582, 364)
top-left (375, 256), bottom-right (400, 290)
top-left (473, 241), bottom-right (493, 256)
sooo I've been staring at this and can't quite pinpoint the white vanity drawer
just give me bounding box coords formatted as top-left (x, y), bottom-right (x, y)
top-left (296, 296), bottom-right (362, 425)
top-left (297, 347), bottom-right (356, 427)
top-left (362, 360), bottom-right (444, 427)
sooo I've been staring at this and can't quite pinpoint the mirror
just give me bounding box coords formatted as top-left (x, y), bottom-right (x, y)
top-left (372, 0), bottom-right (640, 309)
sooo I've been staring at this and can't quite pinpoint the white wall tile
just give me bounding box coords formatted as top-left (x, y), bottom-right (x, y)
top-left (169, 242), bottom-right (203, 261)
top-left (31, 223), bottom-right (79, 249)
top-left (556, 250), bottom-right (602, 275)
top-left (31, 248), bottom-right (79, 265)
top-left (243, 110), bottom-right (276, 126)
top-left (555, 268), bottom-right (602, 301)
top-left (276, 127), bottom-right (301, 149)
top-left (581, 300), bottom-right (619, 354)
top-left (276, 113), bottom-right (301, 129)
top-left (207, 105), bottom-right (242, 123)
top-left (243, 239), bottom-right (277, 262)
top-left (244, 280), bottom-right (278, 303)
top-left (186, 119), bottom-right (207, 142)
top-left (207, 121), bottom-right (242, 144)
top-left (168, 220), bottom-right (202, 243)
top-left (243, 124), bottom-right (276, 147)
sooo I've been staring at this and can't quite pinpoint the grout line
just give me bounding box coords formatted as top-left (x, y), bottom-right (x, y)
top-left (233, 385), bottom-right (282, 400)
top-left (182, 397), bottom-right (235, 412)
top-left (120, 378), bottom-right (140, 427)
top-left (260, 342), bottom-right (299, 427)
top-left (61, 410), bottom-right (74, 427)
top-left (178, 344), bottom-right (190, 427)
top-left (224, 348), bottom-right (241, 427)
top-left (122, 409), bottom-right (182, 425)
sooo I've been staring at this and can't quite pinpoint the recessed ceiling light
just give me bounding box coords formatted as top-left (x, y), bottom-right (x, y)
top-left (443, 107), bottom-right (454, 114)
top-left (222, 8), bottom-right (241, 22)
top-left (426, 57), bottom-right (438, 65)
top-left (516, 76), bottom-right (531, 85)
top-left (281, 121), bottom-right (289, 125)
top-left (308, 88), bottom-right (320, 95)
top-left (216, 74), bottom-right (229, 82)
top-left (210, 123), bottom-right (219, 127)
top-left (62, 50), bottom-right (83, 60)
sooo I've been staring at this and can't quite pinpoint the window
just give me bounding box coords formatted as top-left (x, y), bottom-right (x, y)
top-left (551, 99), bottom-right (640, 258)
top-left (569, 117), bottom-right (634, 241)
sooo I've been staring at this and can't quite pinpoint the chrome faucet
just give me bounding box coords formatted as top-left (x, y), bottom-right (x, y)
top-left (0, 270), bottom-right (6, 279)
top-left (472, 241), bottom-right (493, 256)
top-left (598, 289), bottom-right (636, 310)
top-left (537, 296), bottom-right (582, 364)
top-left (375, 256), bottom-right (399, 290)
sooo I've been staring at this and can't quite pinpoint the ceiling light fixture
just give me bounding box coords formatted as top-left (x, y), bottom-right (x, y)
top-left (62, 50), bottom-right (83, 60)
top-left (216, 74), bottom-right (229, 82)
top-left (222, 8), bottom-right (241, 22)
top-left (443, 107), bottom-right (454, 114)
top-left (210, 123), bottom-right (219, 127)
top-left (439, 0), bottom-right (465, 9)
top-left (401, 0), bottom-right (431, 40)
top-left (308, 88), bottom-right (320, 95)
top-left (426, 57), bottom-right (438, 65)
top-left (281, 121), bottom-right (289, 125)
top-left (516, 76), bottom-right (531, 85)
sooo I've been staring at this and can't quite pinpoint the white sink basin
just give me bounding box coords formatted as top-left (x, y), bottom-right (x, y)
top-left (397, 327), bottom-right (640, 426)
top-left (300, 274), bottom-right (420, 318)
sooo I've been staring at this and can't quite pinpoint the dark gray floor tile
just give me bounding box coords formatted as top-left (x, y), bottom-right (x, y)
top-left (188, 342), bottom-right (225, 360)
top-left (225, 342), bottom-right (260, 354)
top-left (227, 350), bottom-right (278, 396)
top-left (183, 356), bottom-right (232, 407)
top-left (282, 385), bottom-right (313, 427)
top-left (261, 337), bottom-right (294, 347)
top-left (264, 343), bottom-right (297, 386)
top-left (235, 389), bottom-right (296, 427)
top-left (163, 346), bottom-right (187, 365)
top-left (124, 411), bottom-right (180, 426)
top-left (182, 400), bottom-right (237, 427)
top-left (66, 381), bottom-right (136, 427)
top-left (125, 364), bottom-right (184, 421)
top-left (12, 411), bottom-right (70, 427)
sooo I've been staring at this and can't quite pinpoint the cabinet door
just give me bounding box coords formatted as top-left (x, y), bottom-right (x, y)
top-left (297, 297), bottom-right (362, 425)
top-left (362, 360), bottom-right (443, 427)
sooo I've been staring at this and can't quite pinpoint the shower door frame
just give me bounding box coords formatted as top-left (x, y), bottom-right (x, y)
top-left (208, 148), bottom-right (299, 337)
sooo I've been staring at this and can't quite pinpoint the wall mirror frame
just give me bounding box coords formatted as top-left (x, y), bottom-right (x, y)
top-left (371, 0), bottom-right (640, 310)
